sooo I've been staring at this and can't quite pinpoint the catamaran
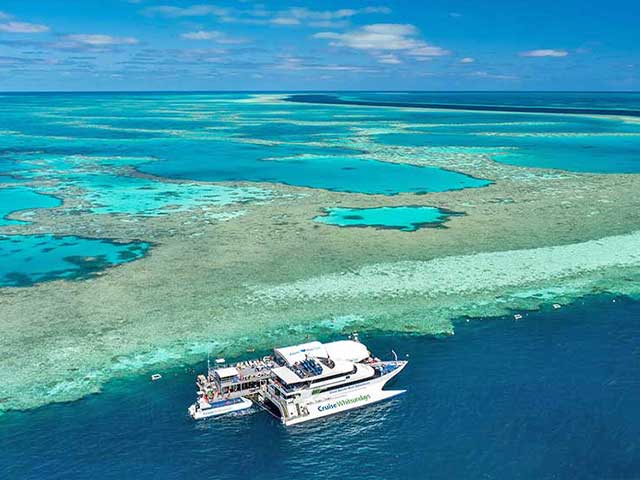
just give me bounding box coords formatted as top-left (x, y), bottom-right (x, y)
top-left (188, 335), bottom-right (407, 425)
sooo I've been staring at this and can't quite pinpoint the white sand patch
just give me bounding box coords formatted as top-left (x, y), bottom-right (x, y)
top-left (251, 231), bottom-right (640, 303)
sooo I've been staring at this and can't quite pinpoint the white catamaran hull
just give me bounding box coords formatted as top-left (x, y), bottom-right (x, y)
top-left (282, 361), bottom-right (407, 426)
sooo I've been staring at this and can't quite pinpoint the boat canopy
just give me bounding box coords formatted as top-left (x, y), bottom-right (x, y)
top-left (324, 340), bottom-right (369, 363)
top-left (274, 341), bottom-right (326, 365)
top-left (273, 340), bottom-right (369, 366)
top-left (214, 367), bottom-right (239, 379)
top-left (271, 360), bottom-right (355, 386)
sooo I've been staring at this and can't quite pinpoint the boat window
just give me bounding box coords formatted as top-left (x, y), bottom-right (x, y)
top-left (308, 366), bottom-right (358, 385)
top-left (315, 375), bottom-right (371, 393)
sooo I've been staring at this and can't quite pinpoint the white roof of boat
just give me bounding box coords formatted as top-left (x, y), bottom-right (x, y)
top-left (214, 367), bottom-right (239, 378)
top-left (271, 360), bottom-right (354, 385)
top-left (325, 340), bottom-right (369, 363)
top-left (271, 366), bottom-right (304, 385)
top-left (273, 341), bottom-right (326, 365)
top-left (273, 340), bottom-right (369, 365)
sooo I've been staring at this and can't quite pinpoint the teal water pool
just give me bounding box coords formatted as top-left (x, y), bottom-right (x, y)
top-left (0, 234), bottom-right (150, 287)
top-left (137, 147), bottom-right (490, 195)
top-left (314, 206), bottom-right (461, 231)
top-left (0, 187), bottom-right (61, 225)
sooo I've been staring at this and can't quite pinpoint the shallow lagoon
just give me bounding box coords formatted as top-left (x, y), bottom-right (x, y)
top-left (0, 186), bottom-right (61, 225)
top-left (315, 206), bottom-right (460, 231)
top-left (0, 234), bottom-right (149, 287)
top-left (144, 154), bottom-right (488, 195)
top-left (137, 146), bottom-right (489, 194)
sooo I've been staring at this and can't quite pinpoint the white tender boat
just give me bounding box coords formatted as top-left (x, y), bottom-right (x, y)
top-left (188, 396), bottom-right (253, 420)
top-left (188, 336), bottom-right (407, 425)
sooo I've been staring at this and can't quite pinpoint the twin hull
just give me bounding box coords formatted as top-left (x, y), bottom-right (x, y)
top-left (274, 361), bottom-right (407, 426)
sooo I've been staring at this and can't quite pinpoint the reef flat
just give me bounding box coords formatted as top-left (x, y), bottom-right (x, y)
top-left (1, 93), bottom-right (639, 413)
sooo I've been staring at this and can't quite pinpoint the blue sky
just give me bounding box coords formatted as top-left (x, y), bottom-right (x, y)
top-left (0, 0), bottom-right (638, 91)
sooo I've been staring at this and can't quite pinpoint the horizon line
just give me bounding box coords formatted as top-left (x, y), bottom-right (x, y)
top-left (0, 89), bottom-right (639, 94)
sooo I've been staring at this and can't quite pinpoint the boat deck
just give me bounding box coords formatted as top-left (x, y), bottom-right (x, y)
top-left (197, 357), bottom-right (276, 395)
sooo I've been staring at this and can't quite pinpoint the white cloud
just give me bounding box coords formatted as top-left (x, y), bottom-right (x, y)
top-left (274, 55), bottom-right (373, 73)
top-left (520, 49), bottom-right (568, 57)
top-left (143, 5), bottom-right (228, 17)
top-left (460, 57), bottom-right (475, 63)
top-left (147, 4), bottom-right (390, 28)
top-left (181, 30), bottom-right (217, 40)
top-left (307, 20), bottom-right (350, 28)
top-left (314, 24), bottom-right (450, 59)
top-left (62, 34), bottom-right (139, 46)
top-left (0, 21), bottom-right (50, 33)
top-left (284, 7), bottom-right (390, 21)
top-left (0, 11), bottom-right (11, 20)
top-left (377, 54), bottom-right (401, 64)
top-left (181, 30), bottom-right (248, 44)
top-left (468, 70), bottom-right (518, 80)
top-left (270, 17), bottom-right (301, 25)
top-left (267, 8), bottom-right (389, 27)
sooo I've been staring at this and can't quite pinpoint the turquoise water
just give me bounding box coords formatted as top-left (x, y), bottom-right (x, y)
top-left (1, 295), bottom-right (639, 479)
top-left (0, 234), bottom-right (149, 287)
top-left (376, 130), bottom-right (640, 173)
top-left (47, 172), bottom-right (270, 216)
top-left (314, 206), bottom-right (460, 231)
top-left (0, 94), bottom-right (490, 195)
top-left (136, 145), bottom-right (488, 194)
top-left (0, 175), bottom-right (23, 184)
top-left (0, 186), bottom-right (61, 225)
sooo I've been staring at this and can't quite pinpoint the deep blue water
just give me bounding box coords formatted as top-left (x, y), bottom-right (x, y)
top-left (2, 295), bottom-right (639, 479)
top-left (287, 93), bottom-right (640, 173)
top-left (289, 92), bottom-right (640, 115)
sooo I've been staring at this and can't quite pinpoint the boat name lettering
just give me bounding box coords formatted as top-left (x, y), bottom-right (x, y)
top-left (317, 394), bottom-right (371, 412)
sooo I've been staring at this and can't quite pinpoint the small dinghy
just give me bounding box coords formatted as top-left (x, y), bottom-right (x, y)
top-left (188, 396), bottom-right (253, 420)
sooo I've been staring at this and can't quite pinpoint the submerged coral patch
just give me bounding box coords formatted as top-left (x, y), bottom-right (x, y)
top-left (49, 173), bottom-right (271, 216)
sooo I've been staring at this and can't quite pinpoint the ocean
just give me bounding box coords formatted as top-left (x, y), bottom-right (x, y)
top-left (1, 295), bottom-right (639, 479)
top-left (1, 91), bottom-right (639, 479)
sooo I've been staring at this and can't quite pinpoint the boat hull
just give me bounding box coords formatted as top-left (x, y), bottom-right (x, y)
top-left (282, 361), bottom-right (407, 426)
top-left (188, 396), bottom-right (253, 420)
